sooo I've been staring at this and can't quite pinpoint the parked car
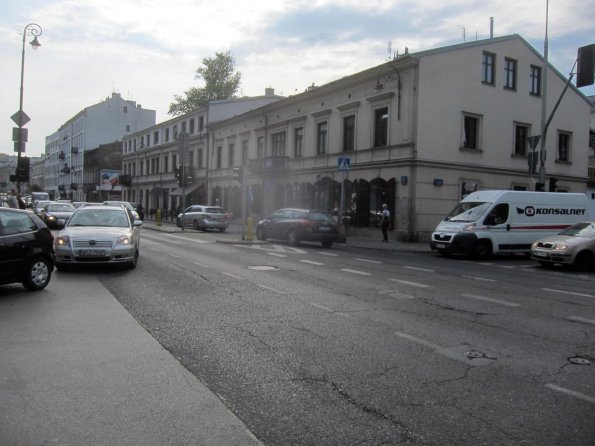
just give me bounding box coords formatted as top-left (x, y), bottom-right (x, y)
top-left (176, 205), bottom-right (229, 232)
top-left (256, 208), bottom-right (340, 247)
top-left (102, 201), bottom-right (139, 220)
top-left (530, 221), bottom-right (595, 271)
top-left (41, 202), bottom-right (76, 229)
top-left (0, 208), bottom-right (55, 291)
top-left (54, 205), bottom-right (142, 270)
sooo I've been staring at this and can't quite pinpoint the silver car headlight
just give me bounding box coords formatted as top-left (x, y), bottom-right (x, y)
top-left (117, 235), bottom-right (132, 245)
top-left (55, 235), bottom-right (71, 247)
top-left (552, 242), bottom-right (568, 251)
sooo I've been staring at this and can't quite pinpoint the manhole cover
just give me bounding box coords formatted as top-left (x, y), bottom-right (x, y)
top-left (465, 350), bottom-right (486, 359)
top-left (247, 265), bottom-right (279, 271)
top-left (568, 356), bottom-right (592, 365)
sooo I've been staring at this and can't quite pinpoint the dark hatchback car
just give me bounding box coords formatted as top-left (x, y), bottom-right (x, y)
top-left (0, 208), bottom-right (55, 291)
top-left (256, 208), bottom-right (340, 247)
top-left (41, 202), bottom-right (76, 229)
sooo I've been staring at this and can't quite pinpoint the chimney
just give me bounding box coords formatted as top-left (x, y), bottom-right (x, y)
top-left (265, 87), bottom-right (275, 96)
top-left (490, 17), bottom-right (494, 39)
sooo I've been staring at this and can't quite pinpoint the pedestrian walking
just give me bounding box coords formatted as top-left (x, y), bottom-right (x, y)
top-left (380, 203), bottom-right (390, 242)
top-left (6, 189), bottom-right (19, 208)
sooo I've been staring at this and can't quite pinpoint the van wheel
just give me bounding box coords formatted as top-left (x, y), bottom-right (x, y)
top-left (474, 240), bottom-right (492, 259)
top-left (574, 251), bottom-right (595, 272)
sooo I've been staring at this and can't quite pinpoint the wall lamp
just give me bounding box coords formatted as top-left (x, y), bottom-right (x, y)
top-left (374, 64), bottom-right (402, 120)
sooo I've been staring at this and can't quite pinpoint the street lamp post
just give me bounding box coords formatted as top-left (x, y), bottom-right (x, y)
top-left (13, 23), bottom-right (42, 194)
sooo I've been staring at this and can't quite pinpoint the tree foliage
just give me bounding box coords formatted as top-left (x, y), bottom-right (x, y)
top-left (168, 51), bottom-right (241, 116)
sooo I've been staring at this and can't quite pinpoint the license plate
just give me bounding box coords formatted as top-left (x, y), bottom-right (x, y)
top-left (435, 243), bottom-right (446, 249)
top-left (318, 226), bottom-right (331, 231)
top-left (532, 251), bottom-right (547, 258)
top-left (79, 249), bottom-right (105, 256)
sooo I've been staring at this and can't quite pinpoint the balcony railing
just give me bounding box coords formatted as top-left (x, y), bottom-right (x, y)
top-left (249, 156), bottom-right (290, 174)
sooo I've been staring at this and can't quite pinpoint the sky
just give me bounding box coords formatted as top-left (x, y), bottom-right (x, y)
top-left (1, 0), bottom-right (594, 158)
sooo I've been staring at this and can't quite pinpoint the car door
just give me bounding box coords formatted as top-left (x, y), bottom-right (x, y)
top-left (267, 210), bottom-right (287, 239)
top-left (0, 212), bottom-right (38, 283)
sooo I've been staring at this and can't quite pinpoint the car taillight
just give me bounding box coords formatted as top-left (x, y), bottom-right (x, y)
top-left (299, 219), bottom-right (314, 228)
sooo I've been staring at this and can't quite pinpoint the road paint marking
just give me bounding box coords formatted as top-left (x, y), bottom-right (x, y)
top-left (317, 252), bottom-right (338, 256)
top-left (545, 384), bottom-right (595, 404)
top-left (394, 331), bottom-right (442, 350)
top-left (168, 234), bottom-right (210, 243)
top-left (355, 258), bottom-right (382, 264)
top-left (310, 303), bottom-right (332, 311)
top-left (194, 262), bottom-right (210, 269)
top-left (267, 253), bottom-right (287, 258)
top-left (389, 279), bottom-right (429, 288)
top-left (404, 266), bottom-right (435, 272)
top-left (310, 303), bottom-right (352, 318)
top-left (258, 284), bottom-right (285, 294)
top-left (543, 288), bottom-right (594, 298)
top-left (461, 293), bottom-right (520, 307)
top-left (463, 275), bottom-right (497, 283)
top-left (222, 272), bottom-right (244, 280)
top-left (567, 316), bottom-right (595, 326)
top-left (379, 289), bottom-right (416, 300)
top-left (300, 259), bottom-right (325, 266)
top-left (340, 268), bottom-right (371, 276)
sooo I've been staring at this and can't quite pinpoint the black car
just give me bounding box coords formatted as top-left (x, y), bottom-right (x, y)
top-left (0, 208), bottom-right (55, 291)
top-left (256, 208), bottom-right (340, 247)
top-left (41, 202), bottom-right (76, 229)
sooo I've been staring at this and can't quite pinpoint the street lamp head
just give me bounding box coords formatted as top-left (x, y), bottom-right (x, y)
top-left (30, 36), bottom-right (41, 50)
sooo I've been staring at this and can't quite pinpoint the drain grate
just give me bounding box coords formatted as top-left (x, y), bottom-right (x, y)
top-left (568, 356), bottom-right (592, 365)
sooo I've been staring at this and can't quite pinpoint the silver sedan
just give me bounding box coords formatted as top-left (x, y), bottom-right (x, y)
top-left (54, 205), bottom-right (142, 270)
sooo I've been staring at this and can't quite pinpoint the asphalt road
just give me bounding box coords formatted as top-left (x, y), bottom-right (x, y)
top-left (91, 229), bottom-right (595, 445)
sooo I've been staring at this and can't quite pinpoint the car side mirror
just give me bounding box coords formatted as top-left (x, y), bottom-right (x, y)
top-left (55, 220), bottom-right (66, 229)
top-left (133, 219), bottom-right (143, 227)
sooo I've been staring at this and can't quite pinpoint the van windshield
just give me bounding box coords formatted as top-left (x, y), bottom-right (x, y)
top-left (445, 202), bottom-right (492, 222)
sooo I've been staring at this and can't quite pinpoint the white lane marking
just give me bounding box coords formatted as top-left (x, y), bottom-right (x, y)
top-left (317, 252), bottom-right (339, 256)
top-left (389, 279), bottom-right (429, 288)
top-left (340, 268), bottom-right (371, 276)
top-left (545, 384), bottom-right (595, 405)
top-left (355, 258), bottom-right (382, 264)
top-left (567, 316), bottom-right (595, 326)
top-left (222, 272), bottom-right (244, 280)
top-left (300, 259), bottom-right (325, 266)
top-left (461, 293), bottom-right (520, 307)
top-left (168, 234), bottom-right (210, 244)
top-left (267, 253), bottom-right (287, 258)
top-left (194, 262), bottom-right (210, 269)
top-left (543, 288), bottom-right (594, 298)
top-left (258, 284), bottom-right (285, 294)
top-left (394, 331), bottom-right (442, 350)
top-left (404, 266), bottom-right (435, 272)
top-left (463, 275), bottom-right (497, 283)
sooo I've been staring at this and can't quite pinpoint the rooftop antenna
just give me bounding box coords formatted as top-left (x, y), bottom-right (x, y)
top-left (387, 41), bottom-right (391, 60)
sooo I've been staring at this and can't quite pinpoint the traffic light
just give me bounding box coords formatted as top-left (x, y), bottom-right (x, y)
top-left (16, 156), bottom-right (30, 182)
top-left (232, 166), bottom-right (244, 183)
top-left (174, 165), bottom-right (182, 186)
top-left (548, 177), bottom-right (558, 192)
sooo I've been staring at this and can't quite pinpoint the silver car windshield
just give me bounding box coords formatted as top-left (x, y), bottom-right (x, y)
top-left (69, 209), bottom-right (130, 227)
top-left (445, 202), bottom-right (492, 222)
top-left (559, 222), bottom-right (595, 237)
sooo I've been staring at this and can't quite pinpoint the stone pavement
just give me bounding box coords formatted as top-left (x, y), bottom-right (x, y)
top-left (141, 218), bottom-right (432, 253)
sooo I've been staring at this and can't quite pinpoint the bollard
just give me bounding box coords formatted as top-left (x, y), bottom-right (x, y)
top-left (246, 215), bottom-right (254, 241)
top-left (156, 208), bottom-right (162, 226)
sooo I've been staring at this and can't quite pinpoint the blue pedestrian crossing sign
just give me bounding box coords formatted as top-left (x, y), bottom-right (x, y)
top-left (337, 157), bottom-right (351, 172)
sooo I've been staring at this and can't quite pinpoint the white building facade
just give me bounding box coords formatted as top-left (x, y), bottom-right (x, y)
top-left (44, 93), bottom-right (155, 200)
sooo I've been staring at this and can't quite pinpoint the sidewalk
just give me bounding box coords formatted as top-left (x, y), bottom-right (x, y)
top-left (141, 218), bottom-right (432, 253)
top-left (0, 275), bottom-right (262, 445)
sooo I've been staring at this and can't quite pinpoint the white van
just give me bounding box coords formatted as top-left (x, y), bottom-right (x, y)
top-left (30, 191), bottom-right (50, 207)
top-left (430, 190), bottom-right (589, 258)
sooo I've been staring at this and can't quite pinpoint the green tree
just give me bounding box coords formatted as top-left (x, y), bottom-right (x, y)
top-left (168, 51), bottom-right (241, 116)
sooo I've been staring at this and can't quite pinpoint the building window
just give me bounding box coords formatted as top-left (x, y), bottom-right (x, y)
top-left (294, 127), bottom-right (303, 158)
top-left (557, 131), bottom-right (571, 161)
top-left (165, 128), bottom-right (170, 142)
top-left (343, 115), bottom-right (355, 152)
top-left (482, 51), bottom-right (495, 85)
top-left (257, 136), bottom-right (264, 159)
top-left (530, 65), bottom-right (542, 96)
top-left (181, 121), bottom-right (186, 133)
top-left (373, 107), bottom-right (388, 147)
top-left (228, 143), bottom-right (235, 167)
top-left (504, 57), bottom-right (517, 90)
top-left (126, 125), bottom-right (131, 132)
top-left (188, 150), bottom-right (194, 168)
top-left (146, 135), bottom-right (150, 148)
top-left (271, 132), bottom-right (286, 156)
top-left (153, 131), bottom-right (159, 145)
top-left (316, 122), bottom-right (327, 155)
top-left (123, 106), bottom-right (128, 113)
top-left (173, 125), bottom-right (178, 139)
top-left (462, 113), bottom-right (482, 150)
top-left (199, 116), bottom-right (204, 131)
top-left (216, 146), bottom-right (222, 168)
top-left (190, 118), bottom-right (195, 134)
top-left (514, 123), bottom-right (529, 156)
top-left (198, 149), bottom-right (203, 168)
top-left (164, 155), bottom-right (168, 172)
top-left (242, 140), bottom-right (248, 164)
